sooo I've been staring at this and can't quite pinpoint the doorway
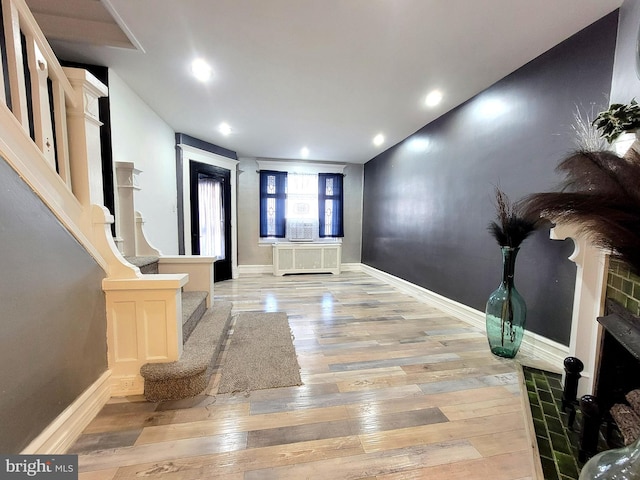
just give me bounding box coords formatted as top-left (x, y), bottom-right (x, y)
top-left (189, 161), bottom-right (232, 281)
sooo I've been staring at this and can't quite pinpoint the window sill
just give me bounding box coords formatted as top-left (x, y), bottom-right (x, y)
top-left (259, 238), bottom-right (342, 247)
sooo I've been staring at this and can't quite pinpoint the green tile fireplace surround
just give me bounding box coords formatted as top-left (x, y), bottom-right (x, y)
top-left (607, 259), bottom-right (640, 315)
top-left (525, 259), bottom-right (640, 479)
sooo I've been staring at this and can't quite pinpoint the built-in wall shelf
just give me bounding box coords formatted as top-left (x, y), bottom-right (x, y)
top-left (272, 243), bottom-right (341, 276)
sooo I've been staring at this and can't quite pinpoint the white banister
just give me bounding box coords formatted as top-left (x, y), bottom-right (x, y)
top-left (6, 0), bottom-right (75, 105)
top-left (51, 78), bottom-right (71, 188)
top-left (2, 0), bottom-right (28, 130)
top-left (1, 0), bottom-right (77, 187)
top-left (25, 37), bottom-right (55, 166)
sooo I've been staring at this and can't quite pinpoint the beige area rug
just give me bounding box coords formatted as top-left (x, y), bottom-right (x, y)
top-left (217, 312), bottom-right (302, 394)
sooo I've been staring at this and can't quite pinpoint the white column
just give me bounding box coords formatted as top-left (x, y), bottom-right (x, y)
top-left (115, 161), bottom-right (141, 256)
top-left (63, 67), bottom-right (108, 207)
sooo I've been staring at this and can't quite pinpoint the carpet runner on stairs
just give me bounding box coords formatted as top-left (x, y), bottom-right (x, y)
top-left (124, 255), bottom-right (159, 274)
top-left (140, 299), bottom-right (233, 402)
top-left (181, 291), bottom-right (208, 342)
top-left (124, 256), bottom-right (233, 402)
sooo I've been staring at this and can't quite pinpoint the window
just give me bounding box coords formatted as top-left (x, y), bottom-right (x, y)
top-left (198, 176), bottom-right (225, 258)
top-left (259, 170), bottom-right (344, 240)
top-left (259, 170), bottom-right (287, 237)
top-left (319, 173), bottom-right (344, 238)
top-left (287, 173), bottom-right (318, 220)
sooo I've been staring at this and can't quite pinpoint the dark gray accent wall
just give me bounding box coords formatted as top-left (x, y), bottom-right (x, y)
top-left (362, 13), bottom-right (619, 345)
top-left (0, 158), bottom-right (107, 453)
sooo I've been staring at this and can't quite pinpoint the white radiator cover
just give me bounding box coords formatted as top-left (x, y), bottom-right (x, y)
top-left (272, 243), bottom-right (341, 276)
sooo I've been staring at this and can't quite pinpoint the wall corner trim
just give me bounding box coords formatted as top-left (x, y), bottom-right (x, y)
top-left (21, 370), bottom-right (111, 454)
top-left (359, 263), bottom-right (569, 370)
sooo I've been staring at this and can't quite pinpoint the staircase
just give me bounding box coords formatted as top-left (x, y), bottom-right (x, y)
top-left (0, 0), bottom-right (233, 452)
top-left (126, 257), bottom-right (233, 402)
top-left (0, 0), bottom-right (234, 404)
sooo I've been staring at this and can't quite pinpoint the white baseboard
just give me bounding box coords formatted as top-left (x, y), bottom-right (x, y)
top-left (238, 263), bottom-right (362, 276)
top-left (517, 330), bottom-right (568, 372)
top-left (21, 370), bottom-right (112, 454)
top-left (237, 264), bottom-right (272, 275)
top-left (360, 264), bottom-right (568, 370)
top-left (110, 374), bottom-right (145, 397)
top-left (340, 263), bottom-right (362, 272)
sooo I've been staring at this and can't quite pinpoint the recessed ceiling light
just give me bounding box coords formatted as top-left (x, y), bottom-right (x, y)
top-left (300, 147), bottom-right (310, 158)
top-left (219, 122), bottom-right (231, 136)
top-left (191, 58), bottom-right (212, 81)
top-left (373, 134), bottom-right (385, 146)
top-left (425, 90), bottom-right (443, 107)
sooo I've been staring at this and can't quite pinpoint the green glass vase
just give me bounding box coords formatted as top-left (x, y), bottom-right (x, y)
top-left (579, 435), bottom-right (640, 479)
top-left (485, 246), bottom-right (526, 358)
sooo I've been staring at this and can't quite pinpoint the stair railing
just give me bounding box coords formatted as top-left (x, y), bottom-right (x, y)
top-left (0, 0), bottom-right (193, 397)
top-left (0, 0), bottom-right (114, 270)
top-left (1, 0), bottom-right (74, 182)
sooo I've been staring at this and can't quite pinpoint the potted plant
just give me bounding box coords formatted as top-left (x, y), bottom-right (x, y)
top-left (592, 99), bottom-right (640, 144)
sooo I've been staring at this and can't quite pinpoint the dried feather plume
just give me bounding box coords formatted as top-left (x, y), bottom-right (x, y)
top-left (571, 103), bottom-right (610, 152)
top-left (521, 147), bottom-right (640, 273)
top-left (488, 187), bottom-right (540, 248)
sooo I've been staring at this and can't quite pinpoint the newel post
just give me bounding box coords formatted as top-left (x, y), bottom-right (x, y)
top-left (63, 67), bottom-right (108, 207)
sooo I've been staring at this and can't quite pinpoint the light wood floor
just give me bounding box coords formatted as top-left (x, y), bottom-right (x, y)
top-left (75, 271), bottom-right (540, 479)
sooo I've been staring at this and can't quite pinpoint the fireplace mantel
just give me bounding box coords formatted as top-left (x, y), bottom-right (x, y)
top-left (550, 223), bottom-right (609, 397)
top-left (598, 300), bottom-right (640, 362)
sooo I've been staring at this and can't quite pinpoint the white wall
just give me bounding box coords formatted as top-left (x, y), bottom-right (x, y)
top-left (108, 71), bottom-right (178, 254)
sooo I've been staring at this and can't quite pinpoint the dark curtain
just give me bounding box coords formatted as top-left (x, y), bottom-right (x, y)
top-left (318, 173), bottom-right (344, 237)
top-left (259, 170), bottom-right (287, 237)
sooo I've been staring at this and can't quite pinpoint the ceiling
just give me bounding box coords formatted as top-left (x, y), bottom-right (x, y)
top-left (26, 0), bottom-right (623, 164)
